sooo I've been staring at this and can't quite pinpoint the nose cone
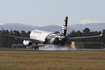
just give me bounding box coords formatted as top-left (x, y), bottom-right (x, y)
top-left (58, 35), bottom-right (67, 41)
top-left (58, 36), bottom-right (65, 38)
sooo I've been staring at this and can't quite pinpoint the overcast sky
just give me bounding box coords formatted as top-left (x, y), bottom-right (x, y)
top-left (0, 0), bottom-right (105, 26)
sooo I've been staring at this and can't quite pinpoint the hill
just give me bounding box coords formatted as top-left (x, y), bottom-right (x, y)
top-left (0, 23), bottom-right (105, 33)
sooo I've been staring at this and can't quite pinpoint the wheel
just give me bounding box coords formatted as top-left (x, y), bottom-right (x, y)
top-left (35, 46), bottom-right (39, 50)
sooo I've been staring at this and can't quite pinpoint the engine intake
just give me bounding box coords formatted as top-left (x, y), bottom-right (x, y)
top-left (23, 40), bottom-right (32, 46)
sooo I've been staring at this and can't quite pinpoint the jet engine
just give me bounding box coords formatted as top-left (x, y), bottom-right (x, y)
top-left (23, 40), bottom-right (32, 46)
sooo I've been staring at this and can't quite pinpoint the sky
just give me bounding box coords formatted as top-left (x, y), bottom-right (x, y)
top-left (0, 0), bottom-right (105, 26)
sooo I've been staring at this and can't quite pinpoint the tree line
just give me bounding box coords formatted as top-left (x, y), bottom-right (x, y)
top-left (0, 30), bottom-right (30, 48)
top-left (68, 28), bottom-right (105, 42)
top-left (0, 28), bottom-right (105, 48)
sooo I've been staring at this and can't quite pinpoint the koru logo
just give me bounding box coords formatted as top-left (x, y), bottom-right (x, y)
top-left (64, 22), bottom-right (66, 26)
top-left (62, 30), bottom-right (64, 33)
top-left (62, 26), bottom-right (67, 29)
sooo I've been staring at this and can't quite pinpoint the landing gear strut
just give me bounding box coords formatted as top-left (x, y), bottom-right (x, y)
top-left (35, 42), bottom-right (39, 50)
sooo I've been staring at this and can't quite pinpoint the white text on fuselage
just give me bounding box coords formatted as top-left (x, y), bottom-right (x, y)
top-left (33, 31), bottom-right (42, 34)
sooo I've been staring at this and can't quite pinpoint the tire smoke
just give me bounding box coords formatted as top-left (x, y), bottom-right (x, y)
top-left (39, 44), bottom-right (76, 50)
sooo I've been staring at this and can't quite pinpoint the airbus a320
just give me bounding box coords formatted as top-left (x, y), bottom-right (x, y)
top-left (1, 16), bottom-right (103, 50)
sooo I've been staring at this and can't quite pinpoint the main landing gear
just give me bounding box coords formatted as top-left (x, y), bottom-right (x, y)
top-left (35, 42), bottom-right (39, 50)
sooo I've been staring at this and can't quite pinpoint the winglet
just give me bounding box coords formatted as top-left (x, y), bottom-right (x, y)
top-left (100, 30), bottom-right (104, 36)
top-left (1, 28), bottom-right (3, 35)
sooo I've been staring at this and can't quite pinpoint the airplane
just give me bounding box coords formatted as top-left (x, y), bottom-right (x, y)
top-left (1, 16), bottom-right (103, 50)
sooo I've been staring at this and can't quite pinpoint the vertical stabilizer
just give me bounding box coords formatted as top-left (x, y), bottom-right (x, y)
top-left (61, 16), bottom-right (68, 36)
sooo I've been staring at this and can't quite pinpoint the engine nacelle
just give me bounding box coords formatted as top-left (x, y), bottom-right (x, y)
top-left (23, 40), bottom-right (32, 46)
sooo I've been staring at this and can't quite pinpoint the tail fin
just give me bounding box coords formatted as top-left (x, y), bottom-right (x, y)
top-left (61, 16), bottom-right (68, 36)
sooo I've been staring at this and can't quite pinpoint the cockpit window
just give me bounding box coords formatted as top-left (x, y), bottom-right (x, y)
top-left (54, 31), bottom-right (60, 34)
top-left (59, 34), bottom-right (63, 36)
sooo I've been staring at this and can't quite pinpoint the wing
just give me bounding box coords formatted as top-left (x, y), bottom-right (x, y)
top-left (1, 28), bottom-right (42, 42)
top-left (66, 30), bottom-right (103, 41)
top-left (2, 34), bottom-right (42, 43)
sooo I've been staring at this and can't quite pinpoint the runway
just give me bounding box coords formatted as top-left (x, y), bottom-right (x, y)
top-left (0, 48), bottom-right (105, 52)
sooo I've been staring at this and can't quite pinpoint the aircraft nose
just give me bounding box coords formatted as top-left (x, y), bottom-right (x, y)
top-left (58, 35), bottom-right (66, 41)
top-left (61, 36), bottom-right (65, 38)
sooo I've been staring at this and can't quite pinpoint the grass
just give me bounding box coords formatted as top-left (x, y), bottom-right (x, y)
top-left (0, 51), bottom-right (105, 70)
